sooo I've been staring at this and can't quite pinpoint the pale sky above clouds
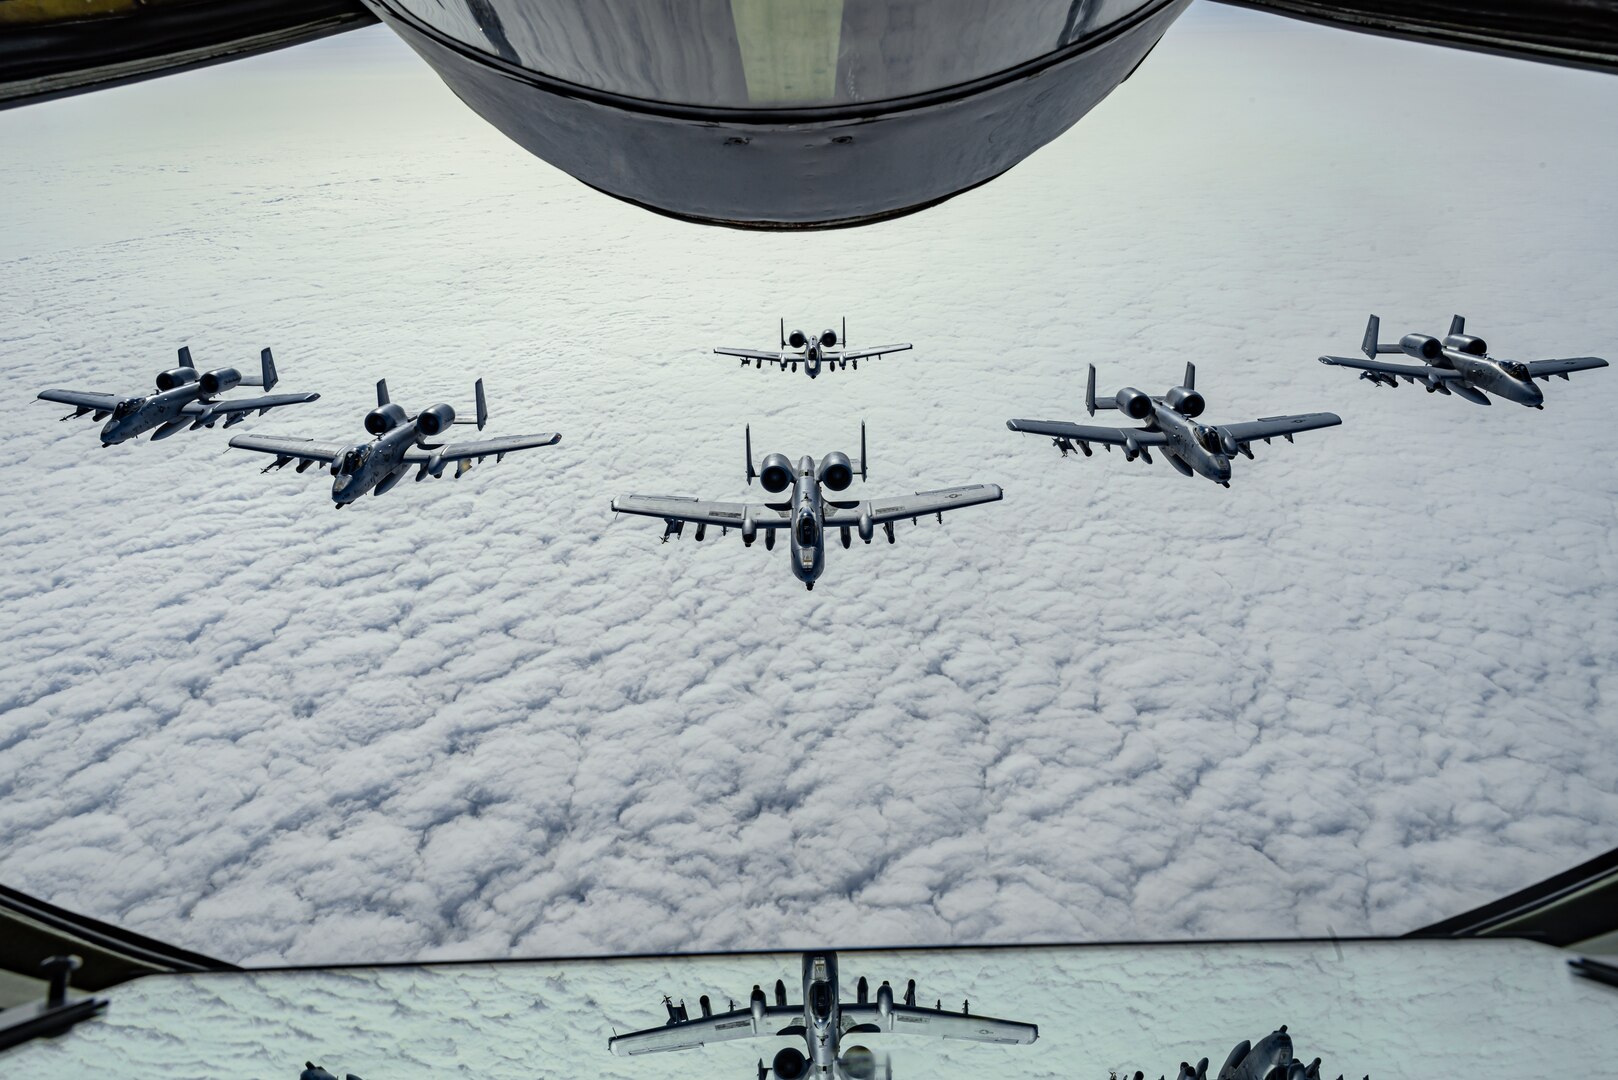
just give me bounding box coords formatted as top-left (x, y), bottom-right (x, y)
top-left (0, 3), bottom-right (1615, 965)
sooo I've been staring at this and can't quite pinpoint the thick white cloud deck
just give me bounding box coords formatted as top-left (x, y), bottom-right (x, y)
top-left (0, 6), bottom-right (1615, 963)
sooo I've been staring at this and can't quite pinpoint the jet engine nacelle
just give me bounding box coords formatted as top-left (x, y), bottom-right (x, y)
top-left (197, 367), bottom-right (242, 395)
top-left (817, 451), bottom-right (854, 491)
top-left (1400, 333), bottom-right (1442, 360)
top-left (155, 367), bottom-right (200, 391)
top-left (1115, 387), bottom-right (1152, 420)
top-left (1163, 385), bottom-right (1205, 417)
top-left (820, 329), bottom-right (839, 348)
top-left (416, 402), bottom-right (457, 436)
top-left (772, 1048), bottom-right (808, 1080)
top-left (758, 452), bottom-right (794, 493)
top-left (840, 1046), bottom-right (883, 1080)
top-left (787, 329), bottom-right (808, 349)
top-left (365, 403), bottom-right (410, 434)
top-left (1446, 333), bottom-right (1488, 356)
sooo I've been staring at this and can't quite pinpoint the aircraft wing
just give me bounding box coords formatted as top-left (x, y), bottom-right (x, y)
top-left (838, 1002), bottom-right (1037, 1044)
top-left (1524, 356), bottom-right (1608, 380)
top-left (37, 389), bottom-right (121, 415)
top-left (611, 495), bottom-right (791, 530)
top-left (1317, 354), bottom-right (1461, 382)
top-left (422, 433), bottom-right (561, 462)
top-left (839, 343), bottom-right (912, 361)
top-left (1215, 412), bottom-right (1341, 449)
top-left (1004, 419), bottom-right (1171, 446)
top-left (208, 392), bottom-right (321, 414)
top-left (715, 348), bottom-right (786, 367)
top-left (404, 433), bottom-right (561, 478)
top-left (823, 484), bottom-right (1003, 527)
top-left (609, 1006), bottom-right (802, 1056)
top-left (228, 434), bottom-right (346, 464)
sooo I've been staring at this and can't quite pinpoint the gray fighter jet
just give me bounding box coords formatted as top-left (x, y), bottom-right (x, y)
top-left (37, 346), bottom-right (317, 446)
top-left (1319, 314), bottom-right (1608, 407)
top-left (1141, 1025), bottom-right (1356, 1080)
top-left (228, 378), bottom-right (559, 507)
top-left (716, 319), bottom-right (911, 378)
top-left (608, 951), bottom-right (1036, 1080)
top-left (611, 425), bottom-right (1001, 590)
top-left (1007, 364), bottom-right (1340, 487)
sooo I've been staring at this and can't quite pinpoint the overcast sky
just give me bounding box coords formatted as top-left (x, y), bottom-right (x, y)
top-left (0, 3), bottom-right (1615, 966)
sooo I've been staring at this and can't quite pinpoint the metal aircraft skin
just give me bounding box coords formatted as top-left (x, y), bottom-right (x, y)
top-left (611, 425), bottom-right (1002, 590)
top-left (608, 951), bottom-right (1037, 1080)
top-left (37, 346), bottom-right (318, 446)
top-left (1006, 364), bottom-right (1341, 487)
top-left (228, 377), bottom-right (560, 507)
top-left (716, 319), bottom-right (911, 379)
top-left (1319, 314), bottom-right (1608, 408)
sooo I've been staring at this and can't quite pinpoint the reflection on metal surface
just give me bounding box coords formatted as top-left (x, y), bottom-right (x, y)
top-left (362, 0), bottom-right (1189, 227)
top-left (0, 0), bottom-right (377, 110)
top-left (1214, 0), bottom-right (1618, 74)
top-left (382, 0), bottom-right (1155, 108)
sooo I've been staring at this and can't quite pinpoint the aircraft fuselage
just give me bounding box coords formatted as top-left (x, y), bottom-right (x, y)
top-left (788, 458), bottom-right (827, 588)
top-left (100, 385), bottom-right (207, 445)
top-left (1429, 346), bottom-right (1544, 407)
top-left (1146, 403), bottom-right (1233, 485)
top-left (801, 952), bottom-right (841, 1079)
top-left (330, 423), bottom-right (420, 506)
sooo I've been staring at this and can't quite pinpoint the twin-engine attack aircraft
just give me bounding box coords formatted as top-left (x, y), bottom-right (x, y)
top-left (608, 951), bottom-right (1037, 1080)
top-left (611, 426), bottom-right (1002, 590)
top-left (1318, 314), bottom-right (1609, 407)
top-left (38, 346), bottom-right (317, 446)
top-left (228, 378), bottom-right (560, 507)
top-left (716, 320), bottom-right (911, 378)
top-left (1006, 364), bottom-right (1341, 487)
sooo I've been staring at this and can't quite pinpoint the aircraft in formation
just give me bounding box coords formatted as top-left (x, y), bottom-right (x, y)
top-left (608, 951), bottom-right (1037, 1080)
top-left (1006, 364), bottom-right (1341, 486)
top-left (611, 425), bottom-right (1002, 590)
top-left (1319, 314), bottom-right (1609, 407)
top-left (228, 378), bottom-right (560, 507)
top-left (32, 315), bottom-right (1610, 579)
top-left (37, 346), bottom-right (317, 446)
top-left (716, 320), bottom-right (911, 378)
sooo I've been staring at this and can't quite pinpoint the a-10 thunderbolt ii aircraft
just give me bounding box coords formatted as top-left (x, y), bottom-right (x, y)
top-left (611, 425), bottom-right (1002, 590)
top-left (608, 951), bottom-right (1037, 1080)
top-left (716, 319), bottom-right (911, 378)
top-left (1006, 364), bottom-right (1341, 487)
top-left (228, 378), bottom-right (559, 507)
top-left (1318, 314), bottom-right (1608, 407)
top-left (37, 346), bottom-right (317, 446)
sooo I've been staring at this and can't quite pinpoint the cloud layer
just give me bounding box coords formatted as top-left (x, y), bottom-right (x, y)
top-left (1, 7), bottom-right (1615, 965)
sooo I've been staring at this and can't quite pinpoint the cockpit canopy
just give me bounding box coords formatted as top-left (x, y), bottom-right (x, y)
top-left (1501, 360), bottom-right (1531, 381)
top-left (339, 445), bottom-right (369, 475)
top-left (111, 398), bottom-right (142, 420)
top-left (1197, 425), bottom-right (1223, 453)
top-left (796, 514), bottom-right (819, 548)
top-left (809, 980), bottom-right (832, 1020)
